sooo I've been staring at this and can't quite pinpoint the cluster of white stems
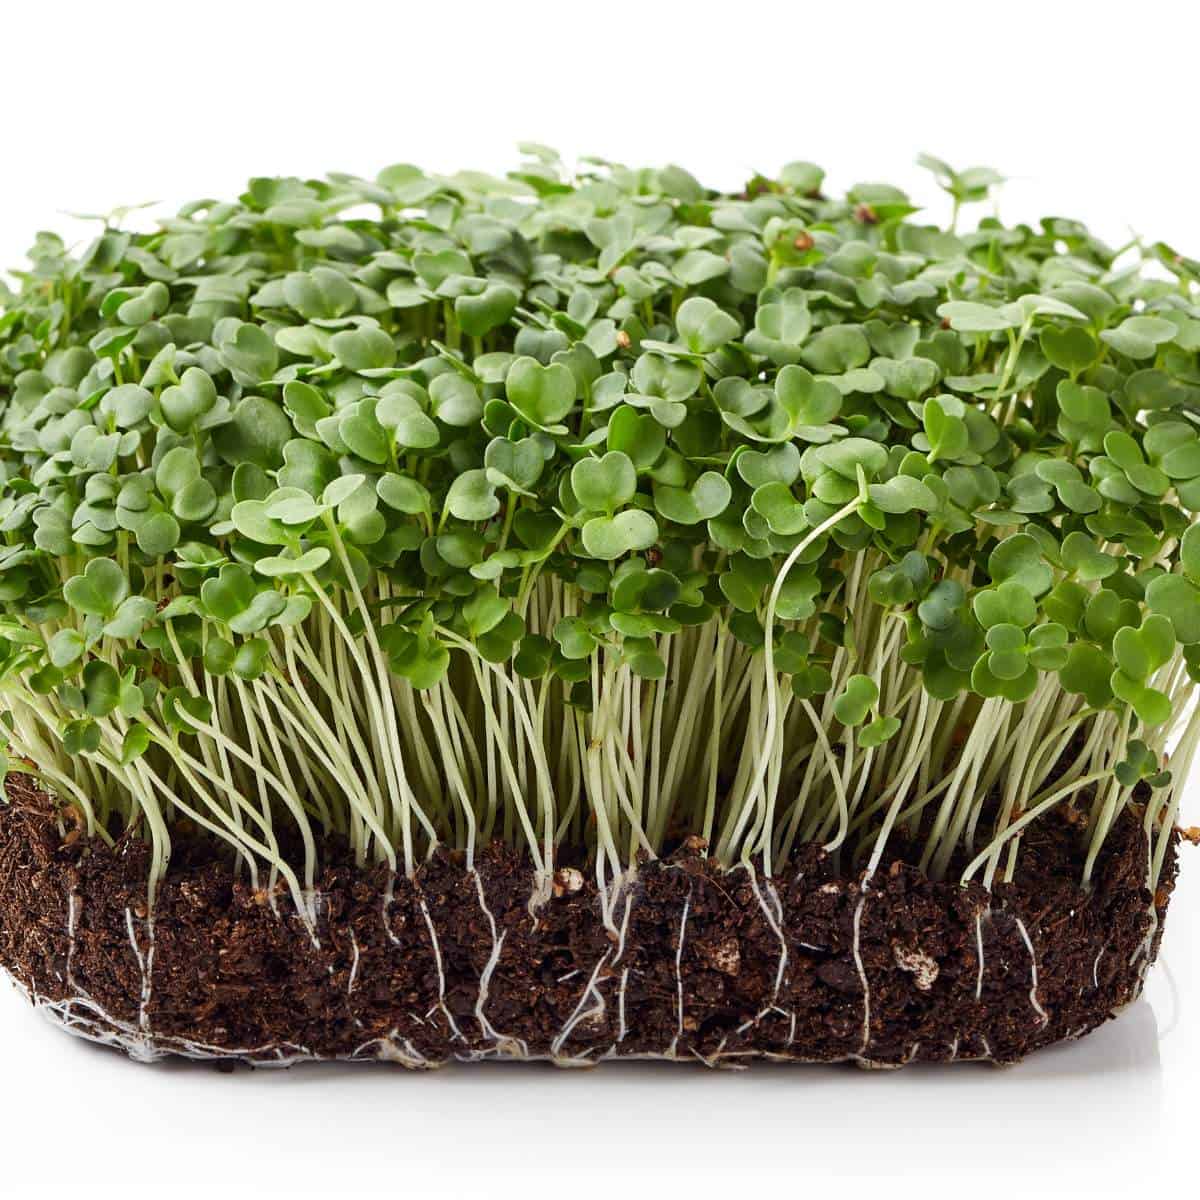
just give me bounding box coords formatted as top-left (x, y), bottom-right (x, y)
top-left (3, 527), bottom-right (1196, 933)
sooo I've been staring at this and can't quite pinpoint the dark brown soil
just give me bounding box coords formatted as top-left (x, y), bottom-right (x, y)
top-left (0, 775), bottom-right (1178, 1069)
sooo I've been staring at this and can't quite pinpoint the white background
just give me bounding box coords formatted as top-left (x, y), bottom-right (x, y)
top-left (2, 1), bottom-right (1198, 1195)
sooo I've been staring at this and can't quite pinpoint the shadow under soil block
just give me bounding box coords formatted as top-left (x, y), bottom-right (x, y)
top-left (0, 779), bottom-right (1178, 1069)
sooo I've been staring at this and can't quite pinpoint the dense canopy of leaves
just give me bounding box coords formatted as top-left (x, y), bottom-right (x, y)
top-left (0, 148), bottom-right (1196, 893)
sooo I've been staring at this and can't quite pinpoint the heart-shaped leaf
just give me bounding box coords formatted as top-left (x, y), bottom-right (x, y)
top-left (675, 296), bottom-right (740, 354)
top-left (506, 356), bottom-right (575, 429)
top-left (937, 301), bottom-right (1020, 333)
top-left (653, 472), bottom-right (731, 525)
top-left (800, 325), bottom-right (871, 374)
top-left (572, 451), bottom-right (637, 513)
top-left (868, 475), bottom-right (936, 514)
top-left (581, 510), bottom-right (658, 559)
top-left (456, 283), bottom-right (520, 337)
top-left (833, 674), bottom-right (878, 726)
top-left (330, 326), bottom-right (397, 372)
top-left (63, 558), bottom-right (128, 617)
top-left (445, 469), bottom-right (501, 522)
top-left (989, 533), bottom-right (1053, 597)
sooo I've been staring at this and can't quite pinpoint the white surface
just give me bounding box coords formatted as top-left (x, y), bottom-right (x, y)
top-left (2, 0), bottom-right (1198, 1195)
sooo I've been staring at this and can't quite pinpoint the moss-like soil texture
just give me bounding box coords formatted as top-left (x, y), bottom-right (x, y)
top-left (0, 776), bottom-right (1175, 1068)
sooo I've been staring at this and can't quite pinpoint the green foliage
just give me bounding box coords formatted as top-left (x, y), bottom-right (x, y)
top-left (0, 149), bottom-right (1196, 895)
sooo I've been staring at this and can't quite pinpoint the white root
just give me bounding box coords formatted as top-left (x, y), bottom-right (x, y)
top-left (17, 974), bottom-right (318, 1066)
top-left (615, 968), bottom-right (630, 1044)
top-left (598, 880), bottom-right (637, 1060)
top-left (381, 870), bottom-right (400, 946)
top-left (550, 949), bottom-right (611, 1061)
top-left (349, 1031), bottom-right (436, 1069)
top-left (346, 931), bottom-right (361, 997)
top-left (850, 889), bottom-right (871, 1060)
top-left (1013, 914), bottom-right (1049, 1026)
top-left (417, 898), bottom-right (464, 1042)
top-left (65, 890), bottom-right (80, 989)
top-left (124, 907), bottom-right (155, 1047)
top-left (975, 909), bottom-right (988, 1001)
top-left (733, 867), bottom-right (792, 1040)
top-left (666, 886), bottom-right (692, 1058)
top-left (41, 888), bottom-right (158, 1064)
top-left (469, 870), bottom-right (528, 1057)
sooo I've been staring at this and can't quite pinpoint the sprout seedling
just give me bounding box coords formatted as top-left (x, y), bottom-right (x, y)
top-left (0, 149), bottom-right (1196, 1068)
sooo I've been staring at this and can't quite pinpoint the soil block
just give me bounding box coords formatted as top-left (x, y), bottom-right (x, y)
top-left (0, 777), bottom-right (1177, 1069)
